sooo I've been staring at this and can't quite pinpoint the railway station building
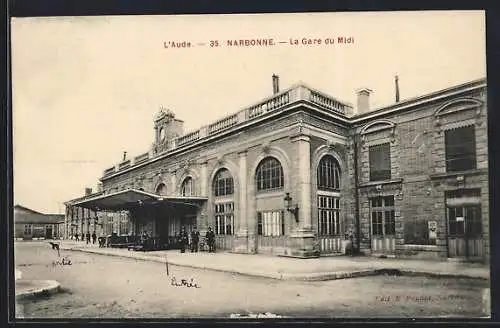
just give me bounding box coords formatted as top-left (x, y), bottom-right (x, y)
top-left (64, 76), bottom-right (489, 262)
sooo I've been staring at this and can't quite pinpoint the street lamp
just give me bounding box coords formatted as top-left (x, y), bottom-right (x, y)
top-left (284, 192), bottom-right (299, 223)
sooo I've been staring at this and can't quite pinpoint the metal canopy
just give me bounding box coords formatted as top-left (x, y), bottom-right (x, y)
top-left (71, 189), bottom-right (207, 211)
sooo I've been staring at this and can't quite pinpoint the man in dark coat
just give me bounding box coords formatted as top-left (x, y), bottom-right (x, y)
top-left (206, 226), bottom-right (215, 253)
top-left (179, 227), bottom-right (189, 253)
top-left (190, 227), bottom-right (200, 253)
top-left (86, 232), bottom-right (91, 244)
top-left (92, 232), bottom-right (97, 244)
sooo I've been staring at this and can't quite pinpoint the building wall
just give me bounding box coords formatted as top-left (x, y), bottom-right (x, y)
top-left (68, 81), bottom-right (488, 262)
top-left (14, 223), bottom-right (57, 240)
top-left (352, 88), bottom-right (488, 262)
top-left (66, 205), bottom-right (106, 239)
top-left (99, 110), bottom-right (351, 255)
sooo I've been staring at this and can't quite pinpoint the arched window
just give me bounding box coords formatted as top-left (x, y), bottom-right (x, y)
top-left (256, 157), bottom-right (284, 191)
top-left (155, 183), bottom-right (166, 195)
top-left (213, 168), bottom-right (234, 197)
top-left (317, 155), bottom-right (341, 191)
top-left (317, 155), bottom-right (342, 242)
top-left (181, 177), bottom-right (194, 196)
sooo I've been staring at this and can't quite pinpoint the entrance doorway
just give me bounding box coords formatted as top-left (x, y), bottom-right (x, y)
top-left (370, 196), bottom-right (396, 256)
top-left (255, 210), bottom-right (286, 255)
top-left (447, 205), bottom-right (484, 261)
top-left (317, 195), bottom-right (342, 254)
top-left (45, 226), bottom-right (53, 239)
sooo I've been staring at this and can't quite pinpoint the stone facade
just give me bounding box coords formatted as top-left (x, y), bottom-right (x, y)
top-left (65, 78), bottom-right (489, 262)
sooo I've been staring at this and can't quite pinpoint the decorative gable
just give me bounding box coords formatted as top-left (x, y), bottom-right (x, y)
top-left (360, 119), bottom-right (396, 144)
top-left (434, 98), bottom-right (484, 132)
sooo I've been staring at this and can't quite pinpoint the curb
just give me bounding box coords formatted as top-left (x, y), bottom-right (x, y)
top-left (61, 246), bottom-right (283, 280)
top-left (16, 280), bottom-right (61, 300)
top-left (61, 246), bottom-right (489, 282)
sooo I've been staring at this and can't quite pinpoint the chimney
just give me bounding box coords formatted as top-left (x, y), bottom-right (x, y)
top-left (356, 88), bottom-right (373, 114)
top-left (395, 75), bottom-right (400, 103)
top-left (122, 151), bottom-right (127, 161)
top-left (85, 187), bottom-right (92, 196)
top-left (272, 74), bottom-right (280, 94)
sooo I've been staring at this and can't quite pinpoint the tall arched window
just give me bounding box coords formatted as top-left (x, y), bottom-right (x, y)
top-left (317, 155), bottom-right (341, 191)
top-left (255, 157), bottom-right (284, 191)
top-left (213, 168), bottom-right (234, 197)
top-left (212, 168), bottom-right (235, 237)
top-left (155, 183), bottom-right (166, 195)
top-left (317, 155), bottom-right (342, 247)
top-left (181, 177), bottom-right (194, 196)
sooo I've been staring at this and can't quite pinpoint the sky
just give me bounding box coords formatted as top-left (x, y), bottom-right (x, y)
top-left (11, 11), bottom-right (486, 214)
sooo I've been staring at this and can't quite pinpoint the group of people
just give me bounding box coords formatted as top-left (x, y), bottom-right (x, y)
top-left (178, 226), bottom-right (216, 253)
top-left (73, 232), bottom-right (97, 244)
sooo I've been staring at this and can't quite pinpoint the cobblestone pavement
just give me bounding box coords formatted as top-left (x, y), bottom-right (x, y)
top-left (15, 241), bottom-right (490, 319)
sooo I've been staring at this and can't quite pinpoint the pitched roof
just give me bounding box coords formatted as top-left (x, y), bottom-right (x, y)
top-left (13, 204), bottom-right (43, 214)
top-left (14, 205), bottom-right (64, 224)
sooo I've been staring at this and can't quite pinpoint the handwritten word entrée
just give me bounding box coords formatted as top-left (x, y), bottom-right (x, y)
top-left (52, 256), bottom-right (72, 266)
top-left (163, 37), bottom-right (355, 49)
top-left (170, 276), bottom-right (201, 288)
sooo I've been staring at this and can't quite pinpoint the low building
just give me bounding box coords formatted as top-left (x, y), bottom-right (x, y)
top-left (66, 76), bottom-right (488, 262)
top-left (14, 205), bottom-right (64, 240)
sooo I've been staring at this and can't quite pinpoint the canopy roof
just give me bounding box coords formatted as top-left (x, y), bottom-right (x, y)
top-left (71, 189), bottom-right (207, 211)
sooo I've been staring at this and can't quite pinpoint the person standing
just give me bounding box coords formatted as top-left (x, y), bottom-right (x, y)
top-left (86, 232), bottom-right (91, 244)
top-left (206, 226), bottom-right (215, 253)
top-left (190, 227), bottom-right (200, 253)
top-left (81, 232), bottom-right (85, 242)
top-left (75, 233), bottom-right (79, 241)
top-left (180, 227), bottom-right (189, 253)
top-left (92, 232), bottom-right (97, 244)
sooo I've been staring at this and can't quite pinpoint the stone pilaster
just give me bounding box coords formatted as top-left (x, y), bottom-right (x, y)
top-left (233, 150), bottom-right (250, 253)
top-left (170, 171), bottom-right (177, 195)
top-left (199, 160), bottom-right (209, 232)
top-left (288, 134), bottom-right (317, 258)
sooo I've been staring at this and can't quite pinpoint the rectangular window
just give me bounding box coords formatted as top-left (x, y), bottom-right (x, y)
top-left (24, 224), bottom-right (32, 235)
top-left (370, 196), bottom-right (395, 236)
top-left (445, 126), bottom-right (476, 172)
top-left (257, 210), bottom-right (285, 236)
top-left (318, 195), bottom-right (341, 236)
top-left (215, 202), bottom-right (234, 235)
top-left (369, 143), bottom-right (391, 181)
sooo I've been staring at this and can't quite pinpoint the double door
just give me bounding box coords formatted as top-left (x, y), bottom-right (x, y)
top-left (447, 205), bottom-right (484, 261)
top-left (370, 196), bottom-right (396, 255)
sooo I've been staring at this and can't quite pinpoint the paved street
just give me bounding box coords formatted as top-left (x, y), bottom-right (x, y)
top-left (15, 241), bottom-right (489, 319)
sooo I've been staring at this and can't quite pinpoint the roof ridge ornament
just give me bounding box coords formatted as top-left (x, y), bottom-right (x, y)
top-left (155, 106), bottom-right (175, 121)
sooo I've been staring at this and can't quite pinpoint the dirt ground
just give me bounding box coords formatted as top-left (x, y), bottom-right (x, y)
top-left (15, 241), bottom-right (490, 319)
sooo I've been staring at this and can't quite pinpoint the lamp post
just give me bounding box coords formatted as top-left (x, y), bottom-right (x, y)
top-left (284, 192), bottom-right (299, 223)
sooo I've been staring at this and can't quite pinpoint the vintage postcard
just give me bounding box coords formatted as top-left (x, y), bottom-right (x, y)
top-left (11, 11), bottom-right (489, 319)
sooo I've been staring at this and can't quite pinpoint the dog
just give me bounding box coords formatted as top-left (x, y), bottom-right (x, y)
top-left (49, 242), bottom-right (60, 257)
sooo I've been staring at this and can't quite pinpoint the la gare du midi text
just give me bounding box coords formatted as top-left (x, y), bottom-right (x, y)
top-left (163, 37), bottom-right (354, 49)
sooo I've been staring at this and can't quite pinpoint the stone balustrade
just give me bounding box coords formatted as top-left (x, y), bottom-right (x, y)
top-left (102, 83), bottom-right (349, 178)
top-left (208, 113), bottom-right (239, 135)
top-left (310, 90), bottom-right (349, 114)
top-left (248, 91), bottom-right (291, 119)
top-left (177, 130), bottom-right (200, 147)
top-left (118, 160), bottom-right (131, 170)
top-left (134, 152), bottom-right (150, 164)
top-left (103, 167), bottom-right (116, 177)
